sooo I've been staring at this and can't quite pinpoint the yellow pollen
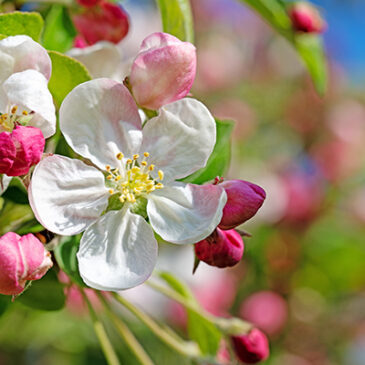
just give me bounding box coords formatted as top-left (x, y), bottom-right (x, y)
top-left (158, 170), bottom-right (164, 181)
top-left (22, 110), bottom-right (28, 116)
top-left (11, 106), bottom-right (18, 114)
top-left (104, 151), bottom-right (164, 205)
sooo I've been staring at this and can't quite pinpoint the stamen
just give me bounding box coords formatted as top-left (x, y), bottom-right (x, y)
top-left (108, 189), bottom-right (114, 195)
top-left (149, 164), bottom-right (155, 171)
top-left (143, 152), bottom-right (149, 157)
top-left (133, 154), bottom-right (139, 160)
top-left (116, 152), bottom-right (124, 160)
top-left (11, 106), bottom-right (18, 114)
top-left (158, 170), bottom-right (164, 181)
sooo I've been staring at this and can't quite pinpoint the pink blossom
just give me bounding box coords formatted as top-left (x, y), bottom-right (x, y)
top-left (73, 1), bottom-right (129, 46)
top-left (129, 32), bottom-right (196, 110)
top-left (231, 328), bottom-right (270, 364)
top-left (240, 291), bottom-right (288, 335)
top-left (77, 0), bottom-right (101, 8)
top-left (0, 125), bottom-right (45, 177)
top-left (218, 179), bottom-right (266, 230)
top-left (195, 228), bottom-right (244, 268)
top-left (288, 2), bottom-right (326, 34)
top-left (0, 232), bottom-right (53, 295)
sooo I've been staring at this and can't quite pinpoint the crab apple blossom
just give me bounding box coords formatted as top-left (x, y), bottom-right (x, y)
top-left (231, 328), bottom-right (270, 364)
top-left (129, 32), bottom-right (197, 110)
top-left (72, 1), bottom-right (129, 46)
top-left (288, 2), bottom-right (326, 34)
top-left (0, 232), bottom-right (53, 295)
top-left (29, 78), bottom-right (227, 291)
top-left (195, 228), bottom-right (244, 268)
top-left (0, 125), bottom-right (45, 176)
top-left (218, 179), bottom-right (266, 230)
top-left (0, 35), bottom-right (56, 139)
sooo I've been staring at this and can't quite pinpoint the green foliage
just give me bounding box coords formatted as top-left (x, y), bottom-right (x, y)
top-left (156, 0), bottom-right (194, 43)
top-left (17, 270), bottom-right (66, 311)
top-left (54, 235), bottom-right (86, 287)
top-left (43, 5), bottom-right (77, 53)
top-left (240, 0), bottom-right (327, 95)
top-left (158, 272), bottom-right (222, 356)
top-left (0, 11), bottom-right (44, 41)
top-left (182, 119), bottom-right (234, 184)
top-left (0, 295), bottom-right (11, 317)
top-left (48, 51), bottom-right (91, 108)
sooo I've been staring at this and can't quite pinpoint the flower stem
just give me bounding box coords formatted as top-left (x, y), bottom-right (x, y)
top-left (111, 292), bottom-right (201, 358)
top-left (146, 280), bottom-right (252, 335)
top-left (97, 292), bottom-right (155, 365)
top-left (81, 290), bottom-right (121, 365)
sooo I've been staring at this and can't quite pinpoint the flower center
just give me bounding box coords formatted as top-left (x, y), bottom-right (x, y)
top-left (0, 105), bottom-right (31, 133)
top-left (106, 152), bottom-right (164, 204)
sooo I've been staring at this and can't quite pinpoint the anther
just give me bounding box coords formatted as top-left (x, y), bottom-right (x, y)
top-left (158, 170), bottom-right (164, 181)
top-left (143, 152), bottom-right (149, 157)
top-left (126, 159), bottom-right (132, 164)
top-left (22, 110), bottom-right (28, 116)
top-left (116, 152), bottom-right (124, 160)
top-left (141, 161), bottom-right (147, 166)
top-left (11, 106), bottom-right (18, 114)
top-left (133, 154), bottom-right (139, 160)
top-left (108, 189), bottom-right (114, 194)
top-left (106, 165), bottom-right (111, 171)
top-left (149, 164), bottom-right (155, 171)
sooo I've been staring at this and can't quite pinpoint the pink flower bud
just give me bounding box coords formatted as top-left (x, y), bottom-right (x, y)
top-left (231, 329), bottom-right (270, 364)
top-left (129, 32), bottom-right (197, 110)
top-left (73, 35), bottom-right (88, 49)
top-left (77, 0), bottom-right (101, 8)
top-left (0, 125), bottom-right (45, 177)
top-left (0, 232), bottom-right (53, 295)
top-left (73, 1), bottom-right (129, 46)
top-left (194, 228), bottom-right (244, 268)
top-left (288, 2), bottom-right (326, 34)
top-left (218, 180), bottom-right (266, 230)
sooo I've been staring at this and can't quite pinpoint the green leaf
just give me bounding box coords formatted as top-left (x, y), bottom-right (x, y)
top-left (17, 269), bottom-right (66, 311)
top-left (54, 235), bottom-right (86, 287)
top-left (181, 119), bottom-right (234, 184)
top-left (158, 272), bottom-right (221, 356)
top-left (48, 51), bottom-right (91, 108)
top-left (43, 5), bottom-right (77, 53)
top-left (295, 34), bottom-right (327, 96)
top-left (239, 0), bottom-right (327, 95)
top-left (156, 0), bottom-right (194, 43)
top-left (0, 11), bottom-right (44, 41)
top-left (187, 311), bottom-right (222, 356)
top-left (0, 295), bottom-right (11, 317)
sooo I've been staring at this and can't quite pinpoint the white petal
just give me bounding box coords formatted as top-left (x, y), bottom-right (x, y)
top-left (140, 98), bottom-right (216, 182)
top-left (0, 35), bottom-right (51, 80)
top-left (0, 50), bottom-right (14, 84)
top-left (78, 209), bottom-right (158, 291)
top-left (29, 155), bottom-right (109, 236)
top-left (147, 182), bottom-right (227, 244)
top-left (60, 78), bottom-right (142, 170)
top-left (67, 41), bottom-right (126, 81)
top-left (3, 70), bottom-right (56, 138)
top-left (0, 175), bottom-right (11, 195)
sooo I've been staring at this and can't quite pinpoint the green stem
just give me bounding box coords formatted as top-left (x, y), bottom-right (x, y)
top-left (97, 293), bottom-right (155, 365)
top-left (146, 280), bottom-right (252, 335)
top-left (112, 292), bottom-right (201, 358)
top-left (81, 290), bottom-right (121, 365)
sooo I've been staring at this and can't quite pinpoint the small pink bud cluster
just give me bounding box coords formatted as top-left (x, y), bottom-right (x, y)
top-left (288, 2), bottom-right (326, 34)
top-left (195, 180), bottom-right (265, 268)
top-left (231, 328), bottom-right (270, 364)
top-left (129, 32), bottom-right (197, 110)
top-left (0, 232), bottom-right (53, 295)
top-left (0, 125), bottom-right (45, 177)
top-left (73, 1), bottom-right (129, 46)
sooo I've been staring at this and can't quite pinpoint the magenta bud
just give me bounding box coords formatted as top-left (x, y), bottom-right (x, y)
top-left (130, 32), bottom-right (197, 110)
top-left (288, 2), bottom-right (326, 34)
top-left (194, 228), bottom-right (244, 268)
top-left (73, 1), bottom-right (129, 46)
top-left (231, 329), bottom-right (270, 364)
top-left (0, 232), bottom-right (53, 295)
top-left (0, 125), bottom-right (45, 177)
top-left (218, 180), bottom-right (266, 230)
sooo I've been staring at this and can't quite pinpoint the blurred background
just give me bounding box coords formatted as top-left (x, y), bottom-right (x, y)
top-left (1, 0), bottom-right (365, 364)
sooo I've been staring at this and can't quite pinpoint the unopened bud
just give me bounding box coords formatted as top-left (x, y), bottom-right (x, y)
top-left (72, 0), bottom-right (129, 46)
top-left (218, 180), bottom-right (266, 230)
top-left (231, 328), bottom-right (270, 364)
top-left (288, 2), bottom-right (326, 34)
top-left (130, 32), bottom-right (196, 110)
top-left (0, 125), bottom-right (45, 177)
top-left (0, 232), bottom-right (53, 295)
top-left (194, 228), bottom-right (244, 268)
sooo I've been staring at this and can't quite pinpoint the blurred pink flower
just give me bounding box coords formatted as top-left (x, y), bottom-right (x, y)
top-left (240, 291), bottom-right (288, 335)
